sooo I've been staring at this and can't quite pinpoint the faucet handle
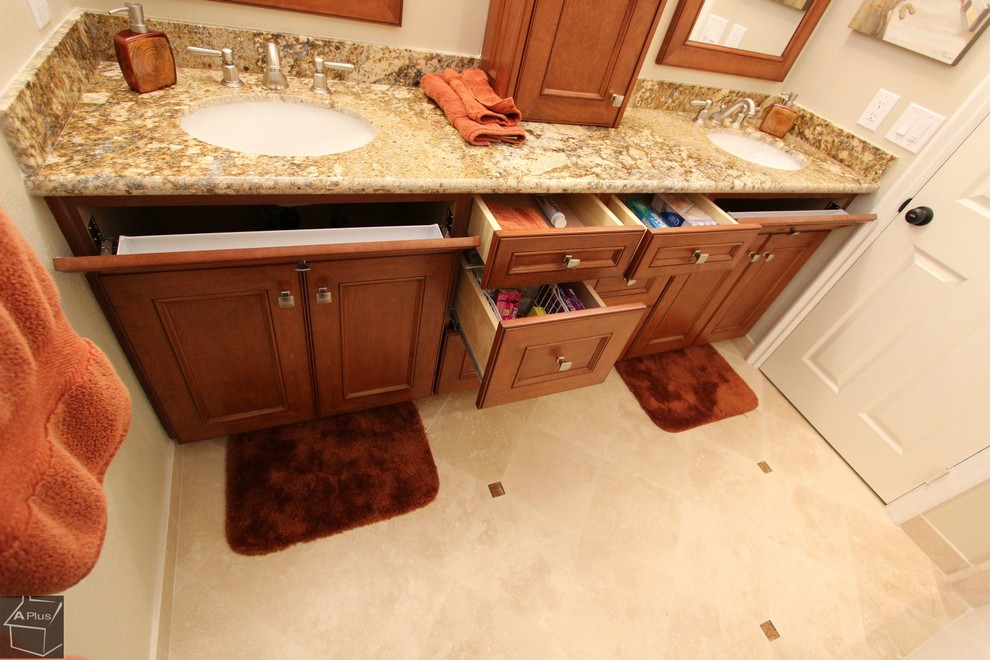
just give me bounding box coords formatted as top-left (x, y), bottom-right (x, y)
top-left (187, 46), bottom-right (243, 88)
top-left (311, 56), bottom-right (329, 94)
top-left (689, 99), bottom-right (712, 124)
top-left (310, 56), bottom-right (354, 94)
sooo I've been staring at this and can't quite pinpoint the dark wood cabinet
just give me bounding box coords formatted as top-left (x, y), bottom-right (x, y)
top-left (480, 0), bottom-right (667, 126)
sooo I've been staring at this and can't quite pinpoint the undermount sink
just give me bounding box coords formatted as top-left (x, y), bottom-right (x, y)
top-left (180, 98), bottom-right (375, 157)
top-left (707, 131), bottom-right (806, 171)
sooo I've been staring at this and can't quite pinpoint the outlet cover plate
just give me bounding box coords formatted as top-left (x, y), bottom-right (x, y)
top-left (857, 88), bottom-right (900, 131)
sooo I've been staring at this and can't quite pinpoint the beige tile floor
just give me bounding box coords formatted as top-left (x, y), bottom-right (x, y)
top-left (165, 343), bottom-right (974, 659)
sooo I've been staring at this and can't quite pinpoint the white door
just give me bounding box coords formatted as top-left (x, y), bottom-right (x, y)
top-left (762, 112), bottom-right (990, 504)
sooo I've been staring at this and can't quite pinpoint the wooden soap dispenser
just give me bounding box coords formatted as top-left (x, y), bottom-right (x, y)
top-left (109, 3), bottom-right (176, 94)
top-left (759, 92), bottom-right (798, 139)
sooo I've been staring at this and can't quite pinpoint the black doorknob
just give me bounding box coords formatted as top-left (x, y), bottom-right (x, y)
top-left (905, 206), bottom-right (934, 226)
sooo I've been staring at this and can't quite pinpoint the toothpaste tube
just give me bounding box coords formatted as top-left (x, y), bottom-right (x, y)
top-left (533, 195), bottom-right (567, 228)
top-left (624, 198), bottom-right (668, 228)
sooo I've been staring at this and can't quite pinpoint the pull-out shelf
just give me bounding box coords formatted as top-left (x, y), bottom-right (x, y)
top-left (454, 258), bottom-right (645, 408)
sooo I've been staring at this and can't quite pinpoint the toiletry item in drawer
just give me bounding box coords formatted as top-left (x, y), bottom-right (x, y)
top-left (651, 194), bottom-right (717, 226)
top-left (624, 198), bottom-right (669, 228)
top-left (533, 195), bottom-right (567, 228)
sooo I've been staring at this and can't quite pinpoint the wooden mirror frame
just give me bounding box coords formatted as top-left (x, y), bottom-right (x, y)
top-left (211, 0), bottom-right (402, 26)
top-left (656, 0), bottom-right (831, 81)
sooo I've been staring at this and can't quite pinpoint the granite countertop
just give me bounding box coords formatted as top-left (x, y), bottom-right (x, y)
top-left (26, 63), bottom-right (878, 198)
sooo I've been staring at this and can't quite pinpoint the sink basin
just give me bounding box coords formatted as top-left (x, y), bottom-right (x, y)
top-left (707, 131), bottom-right (806, 171)
top-left (180, 98), bottom-right (375, 157)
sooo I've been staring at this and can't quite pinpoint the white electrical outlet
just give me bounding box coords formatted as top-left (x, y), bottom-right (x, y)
top-left (25, 0), bottom-right (51, 28)
top-left (885, 103), bottom-right (946, 153)
top-left (725, 24), bottom-right (747, 48)
top-left (698, 14), bottom-right (728, 44)
top-left (857, 88), bottom-right (900, 131)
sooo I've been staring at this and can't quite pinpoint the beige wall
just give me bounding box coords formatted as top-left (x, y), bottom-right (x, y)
top-left (925, 480), bottom-right (990, 566)
top-left (1, 1), bottom-right (173, 659)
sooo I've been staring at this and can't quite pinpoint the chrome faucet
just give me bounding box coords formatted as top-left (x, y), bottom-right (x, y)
top-left (262, 41), bottom-right (288, 90)
top-left (709, 98), bottom-right (757, 128)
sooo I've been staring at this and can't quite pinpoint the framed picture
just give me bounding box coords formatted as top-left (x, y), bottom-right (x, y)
top-left (849, 0), bottom-right (990, 64)
top-left (209, 0), bottom-right (403, 25)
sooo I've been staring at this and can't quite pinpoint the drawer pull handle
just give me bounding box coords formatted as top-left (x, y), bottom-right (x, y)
top-left (788, 227), bottom-right (801, 235)
top-left (564, 254), bottom-right (581, 270)
top-left (692, 250), bottom-right (710, 264)
top-left (556, 356), bottom-right (573, 372)
top-left (295, 260), bottom-right (311, 272)
top-left (626, 278), bottom-right (638, 287)
top-left (278, 290), bottom-right (295, 308)
top-left (749, 251), bottom-right (761, 263)
top-left (316, 286), bottom-right (332, 304)
top-left (763, 252), bottom-right (776, 262)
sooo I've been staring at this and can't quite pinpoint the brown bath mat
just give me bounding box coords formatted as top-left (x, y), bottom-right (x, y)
top-left (616, 345), bottom-right (758, 433)
top-left (225, 402), bottom-right (439, 555)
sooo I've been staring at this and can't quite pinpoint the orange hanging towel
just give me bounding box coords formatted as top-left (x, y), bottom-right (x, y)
top-left (0, 205), bottom-right (130, 594)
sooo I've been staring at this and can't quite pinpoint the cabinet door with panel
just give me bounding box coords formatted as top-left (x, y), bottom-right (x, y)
top-left (100, 264), bottom-right (315, 442)
top-left (308, 253), bottom-right (456, 415)
top-left (699, 229), bottom-right (829, 344)
top-left (481, 0), bottom-right (666, 126)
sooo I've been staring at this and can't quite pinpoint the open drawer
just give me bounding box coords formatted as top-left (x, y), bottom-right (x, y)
top-left (607, 193), bottom-right (761, 280)
top-left (469, 194), bottom-right (645, 290)
top-left (707, 196), bottom-right (875, 232)
top-left (454, 258), bottom-right (645, 408)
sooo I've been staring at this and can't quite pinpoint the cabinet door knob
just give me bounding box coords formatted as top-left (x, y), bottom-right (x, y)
top-left (316, 286), bottom-right (332, 304)
top-left (564, 254), bottom-right (581, 269)
top-left (692, 250), bottom-right (709, 264)
top-left (556, 356), bottom-right (573, 372)
top-left (748, 251), bottom-right (761, 263)
top-left (278, 290), bottom-right (295, 308)
top-left (610, 93), bottom-right (625, 107)
top-left (763, 252), bottom-right (776, 262)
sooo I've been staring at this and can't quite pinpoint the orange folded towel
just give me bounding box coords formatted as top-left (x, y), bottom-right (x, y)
top-left (420, 72), bottom-right (526, 146)
top-left (461, 68), bottom-right (522, 126)
top-left (441, 68), bottom-right (516, 127)
top-left (0, 205), bottom-right (130, 594)
top-left (486, 202), bottom-right (549, 230)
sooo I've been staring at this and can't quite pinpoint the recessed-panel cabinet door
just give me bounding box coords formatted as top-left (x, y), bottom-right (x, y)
top-left (700, 230), bottom-right (828, 343)
top-left (308, 254), bottom-right (455, 415)
top-left (514, 0), bottom-right (665, 126)
top-left (624, 268), bottom-right (741, 357)
top-left (100, 264), bottom-right (315, 442)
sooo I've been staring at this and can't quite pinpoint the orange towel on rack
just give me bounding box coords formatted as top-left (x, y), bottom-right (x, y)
top-left (420, 72), bottom-right (527, 146)
top-left (0, 205), bottom-right (130, 594)
top-left (441, 69), bottom-right (517, 127)
top-left (486, 202), bottom-right (548, 230)
top-left (460, 68), bottom-right (522, 126)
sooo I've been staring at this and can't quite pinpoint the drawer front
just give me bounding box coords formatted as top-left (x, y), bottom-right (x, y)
top-left (627, 226), bottom-right (761, 279)
top-left (454, 262), bottom-right (645, 408)
top-left (469, 194), bottom-right (644, 289)
top-left (483, 230), bottom-right (643, 288)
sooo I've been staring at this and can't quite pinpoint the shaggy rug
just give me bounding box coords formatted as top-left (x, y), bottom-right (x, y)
top-left (225, 402), bottom-right (439, 555)
top-left (615, 344), bottom-right (758, 433)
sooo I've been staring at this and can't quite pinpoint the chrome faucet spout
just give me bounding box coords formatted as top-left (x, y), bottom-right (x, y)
top-left (710, 98), bottom-right (757, 128)
top-left (262, 41), bottom-right (288, 90)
